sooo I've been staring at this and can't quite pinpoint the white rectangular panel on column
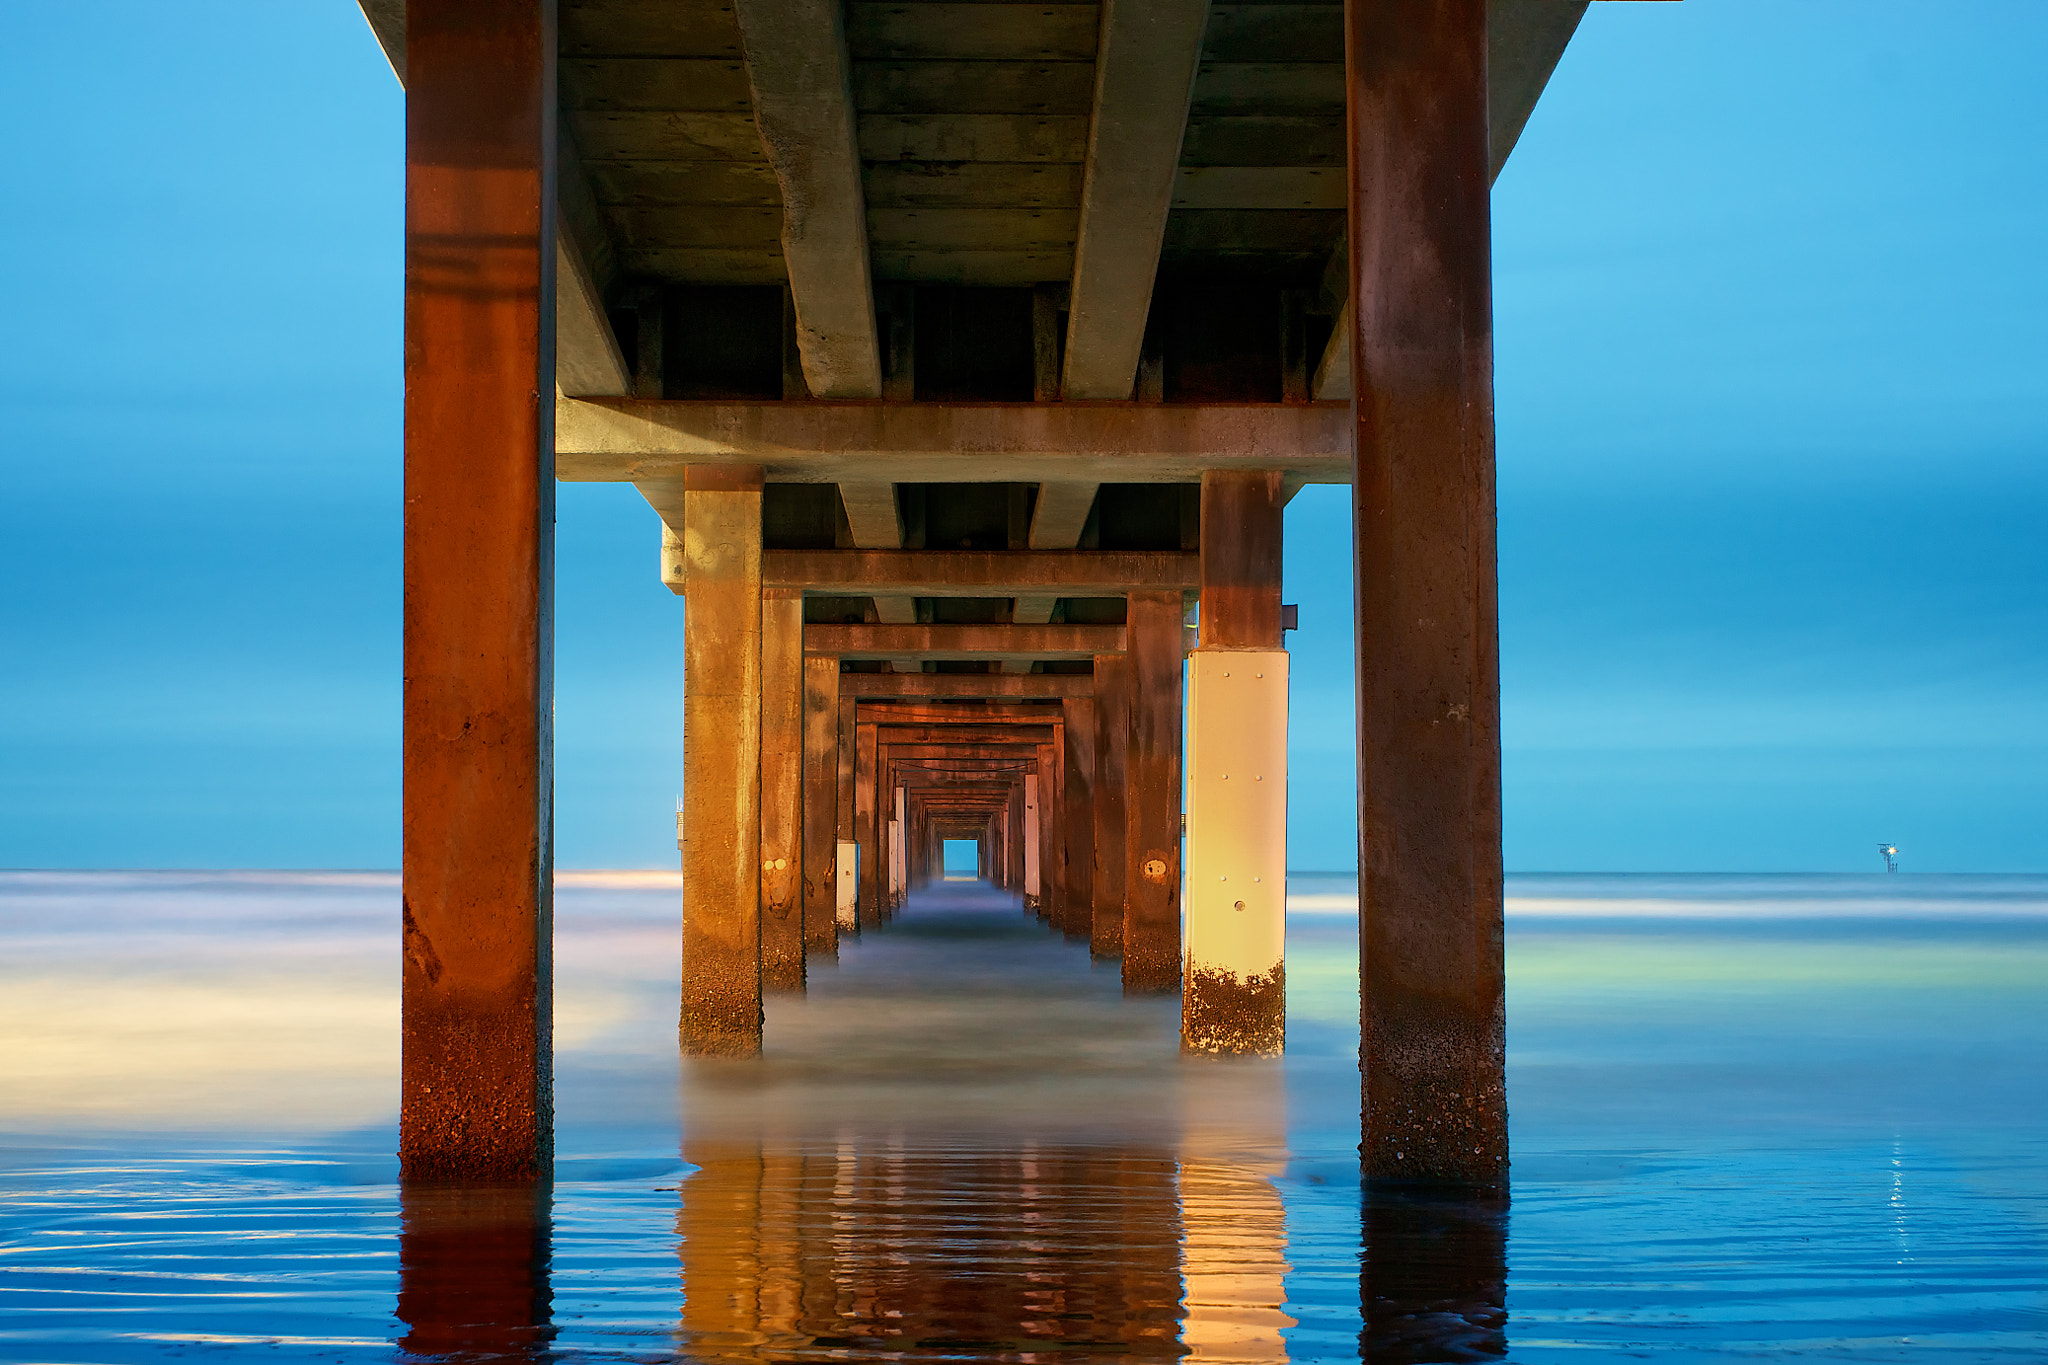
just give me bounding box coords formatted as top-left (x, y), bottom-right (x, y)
top-left (1183, 650), bottom-right (1288, 1053)
top-left (835, 840), bottom-right (858, 929)
top-left (1023, 773), bottom-right (1042, 904)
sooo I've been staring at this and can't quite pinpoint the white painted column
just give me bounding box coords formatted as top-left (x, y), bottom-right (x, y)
top-left (1023, 772), bottom-right (1042, 909)
top-left (835, 840), bottom-right (858, 929)
top-left (1181, 651), bottom-right (1288, 1054)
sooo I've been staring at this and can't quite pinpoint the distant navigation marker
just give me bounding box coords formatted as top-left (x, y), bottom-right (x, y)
top-left (1878, 843), bottom-right (1899, 873)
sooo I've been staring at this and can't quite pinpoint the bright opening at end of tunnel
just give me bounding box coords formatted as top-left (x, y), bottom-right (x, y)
top-left (941, 839), bottom-right (979, 879)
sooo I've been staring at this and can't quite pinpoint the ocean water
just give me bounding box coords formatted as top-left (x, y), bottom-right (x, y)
top-left (1, 870), bottom-right (2044, 1361)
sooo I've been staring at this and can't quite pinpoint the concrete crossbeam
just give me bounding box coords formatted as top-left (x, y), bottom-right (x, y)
top-left (557, 399), bottom-right (1351, 485)
top-left (764, 549), bottom-right (1196, 596)
top-left (806, 624), bottom-right (1123, 661)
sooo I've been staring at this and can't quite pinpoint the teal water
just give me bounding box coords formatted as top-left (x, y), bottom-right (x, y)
top-left (0, 871), bottom-right (2044, 1361)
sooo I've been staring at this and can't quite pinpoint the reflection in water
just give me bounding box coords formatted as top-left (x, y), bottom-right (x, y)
top-left (678, 1138), bottom-right (1187, 1361)
top-left (1358, 1186), bottom-right (1507, 1364)
top-left (396, 1181), bottom-right (553, 1361)
top-left (669, 882), bottom-right (1296, 1361)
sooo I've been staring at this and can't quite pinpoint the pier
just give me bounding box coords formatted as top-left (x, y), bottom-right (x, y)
top-left (368, 0), bottom-right (1623, 1186)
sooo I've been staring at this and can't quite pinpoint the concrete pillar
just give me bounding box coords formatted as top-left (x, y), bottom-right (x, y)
top-left (1090, 651), bottom-right (1131, 959)
top-left (1123, 590), bottom-right (1185, 994)
top-left (680, 465), bottom-right (765, 1057)
top-left (761, 588), bottom-right (805, 991)
top-left (800, 655), bottom-right (840, 958)
top-left (1184, 471), bottom-right (1288, 1055)
top-left (855, 719), bottom-right (881, 926)
top-left (1060, 695), bottom-right (1097, 942)
top-left (1008, 781), bottom-right (1027, 901)
top-left (892, 785), bottom-right (908, 908)
top-left (1348, 0), bottom-right (1506, 1183)
top-left (399, 0), bottom-right (555, 1183)
top-left (1023, 771), bottom-right (1042, 912)
top-left (835, 693), bottom-right (858, 932)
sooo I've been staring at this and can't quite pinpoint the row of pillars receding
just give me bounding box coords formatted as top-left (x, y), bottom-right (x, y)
top-left (397, 0), bottom-right (1503, 1189)
top-left (675, 468), bottom-right (1291, 1064)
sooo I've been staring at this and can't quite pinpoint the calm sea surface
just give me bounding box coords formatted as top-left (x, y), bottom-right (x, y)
top-left (0, 871), bottom-right (2043, 1361)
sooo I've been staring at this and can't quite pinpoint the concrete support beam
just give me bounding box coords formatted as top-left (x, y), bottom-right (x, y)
top-left (1090, 651), bottom-right (1131, 960)
top-left (1028, 482), bottom-right (1102, 549)
top-left (800, 655), bottom-right (840, 959)
top-left (764, 549), bottom-right (1196, 596)
top-left (555, 224), bottom-right (630, 398)
top-left (837, 673), bottom-right (1092, 700)
top-left (556, 400), bottom-right (1352, 486)
top-left (760, 588), bottom-right (806, 991)
top-left (1061, 0), bottom-right (1214, 399)
top-left (1348, 0), bottom-right (1507, 1184)
top-left (832, 480), bottom-right (919, 660)
top-left (837, 482), bottom-right (903, 549)
top-left (679, 466), bottom-right (766, 1057)
top-left (1122, 591), bottom-right (1184, 993)
top-left (857, 701), bottom-right (1069, 725)
top-left (730, 0), bottom-right (884, 398)
top-left (805, 623), bottom-right (1124, 662)
top-left (399, 0), bottom-right (555, 1185)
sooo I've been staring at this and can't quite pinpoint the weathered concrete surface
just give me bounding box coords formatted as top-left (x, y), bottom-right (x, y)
top-left (1122, 590), bottom-right (1184, 994)
top-left (838, 673), bottom-right (1094, 700)
top-left (680, 466), bottom-right (765, 1057)
top-left (760, 587), bottom-right (806, 991)
top-left (801, 655), bottom-right (841, 958)
top-left (730, 0), bottom-right (884, 398)
top-left (556, 399), bottom-right (1352, 485)
top-left (1091, 651), bottom-right (1131, 960)
top-left (1027, 481), bottom-right (1102, 549)
top-left (763, 549), bottom-right (1196, 596)
top-left (399, 0), bottom-right (556, 1185)
top-left (1197, 472), bottom-right (1285, 650)
top-left (1349, 0), bottom-right (1508, 1185)
top-left (805, 623), bottom-right (1124, 662)
top-left (1314, 0), bottom-right (1591, 402)
top-left (1060, 695), bottom-right (1097, 941)
top-left (1062, 0), bottom-right (1212, 399)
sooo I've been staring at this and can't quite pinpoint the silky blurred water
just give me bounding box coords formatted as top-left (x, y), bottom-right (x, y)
top-left (1, 870), bottom-right (2044, 1361)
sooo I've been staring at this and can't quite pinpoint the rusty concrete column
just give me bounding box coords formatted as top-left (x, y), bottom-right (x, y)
top-left (1184, 471), bottom-right (1288, 1056)
top-left (1060, 694), bottom-right (1097, 941)
top-left (855, 719), bottom-right (881, 925)
top-left (680, 464), bottom-right (765, 1057)
top-left (1123, 590), bottom-right (1185, 994)
top-left (760, 588), bottom-right (805, 991)
top-left (399, 0), bottom-right (556, 1183)
top-left (1347, 0), bottom-right (1507, 1184)
top-left (835, 693), bottom-right (859, 931)
top-left (1091, 652), bottom-right (1131, 959)
top-left (1037, 739), bottom-right (1062, 925)
top-left (800, 655), bottom-right (840, 958)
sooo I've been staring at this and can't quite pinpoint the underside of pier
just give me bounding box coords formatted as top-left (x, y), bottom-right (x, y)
top-left (375, 0), bottom-right (1618, 1187)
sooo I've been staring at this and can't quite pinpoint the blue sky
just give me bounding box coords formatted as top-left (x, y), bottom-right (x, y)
top-left (0, 1), bottom-right (2041, 872)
